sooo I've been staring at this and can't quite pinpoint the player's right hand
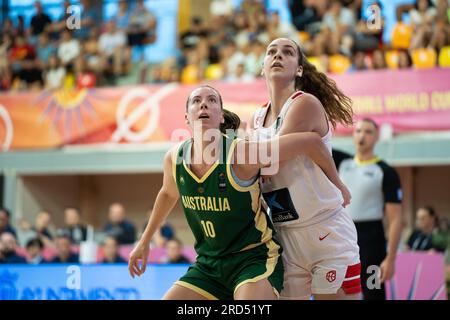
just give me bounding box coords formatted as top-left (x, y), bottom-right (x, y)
top-left (338, 183), bottom-right (352, 208)
top-left (128, 241), bottom-right (150, 278)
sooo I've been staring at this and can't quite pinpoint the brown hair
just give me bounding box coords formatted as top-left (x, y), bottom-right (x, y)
top-left (291, 40), bottom-right (353, 128)
top-left (220, 109), bottom-right (241, 133)
top-left (186, 85), bottom-right (241, 133)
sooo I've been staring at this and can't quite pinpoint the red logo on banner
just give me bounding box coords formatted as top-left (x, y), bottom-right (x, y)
top-left (326, 270), bottom-right (337, 283)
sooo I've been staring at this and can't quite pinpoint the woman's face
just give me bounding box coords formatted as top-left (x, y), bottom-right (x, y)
top-left (186, 87), bottom-right (224, 131)
top-left (263, 38), bottom-right (303, 84)
top-left (418, 0), bottom-right (429, 11)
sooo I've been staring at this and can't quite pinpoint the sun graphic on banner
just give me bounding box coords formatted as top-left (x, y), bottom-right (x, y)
top-left (36, 88), bottom-right (102, 142)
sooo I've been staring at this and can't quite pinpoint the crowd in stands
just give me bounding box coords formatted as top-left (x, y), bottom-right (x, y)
top-left (1, 0), bottom-right (449, 92)
top-left (0, 203), bottom-right (192, 265)
top-left (151, 0), bottom-right (450, 84)
top-left (0, 0), bottom-right (156, 91)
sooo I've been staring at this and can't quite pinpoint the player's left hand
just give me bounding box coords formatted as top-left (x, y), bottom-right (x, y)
top-left (379, 257), bottom-right (395, 283)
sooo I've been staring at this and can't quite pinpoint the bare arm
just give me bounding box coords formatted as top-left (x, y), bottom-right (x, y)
top-left (128, 147), bottom-right (179, 277)
top-left (277, 94), bottom-right (350, 203)
top-left (380, 203), bottom-right (403, 282)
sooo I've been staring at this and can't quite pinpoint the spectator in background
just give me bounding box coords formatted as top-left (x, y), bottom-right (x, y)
top-left (62, 207), bottom-right (87, 244)
top-left (128, 0), bottom-right (157, 48)
top-left (81, 28), bottom-right (102, 75)
top-left (17, 57), bottom-right (44, 90)
top-left (26, 237), bottom-right (47, 264)
top-left (0, 232), bottom-right (27, 263)
top-left (48, 0), bottom-right (71, 41)
top-left (16, 15), bottom-right (26, 37)
top-left (406, 206), bottom-right (446, 252)
top-left (317, 0), bottom-right (356, 55)
top-left (371, 49), bottom-right (387, 70)
top-left (33, 211), bottom-right (54, 245)
top-left (1, 18), bottom-right (16, 38)
top-left (351, 51), bottom-right (368, 71)
top-left (226, 62), bottom-right (254, 82)
top-left (16, 218), bottom-right (37, 248)
top-left (103, 203), bottom-right (136, 245)
top-left (161, 238), bottom-right (191, 264)
top-left (57, 30), bottom-right (81, 69)
top-left (29, 1), bottom-right (52, 39)
top-left (0, 207), bottom-right (17, 237)
top-left (398, 50), bottom-right (412, 69)
top-left (289, 0), bottom-right (324, 37)
top-left (52, 231), bottom-right (79, 263)
top-left (179, 16), bottom-right (208, 51)
top-left (36, 33), bottom-right (57, 69)
top-left (73, 0), bottom-right (99, 41)
top-left (44, 55), bottom-right (66, 90)
top-left (116, 0), bottom-right (131, 32)
top-left (267, 11), bottom-right (299, 43)
top-left (101, 235), bottom-right (126, 263)
top-left (99, 20), bottom-right (130, 77)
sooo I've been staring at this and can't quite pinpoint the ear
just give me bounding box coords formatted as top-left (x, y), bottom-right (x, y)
top-left (220, 111), bottom-right (225, 124)
top-left (297, 65), bottom-right (303, 78)
top-left (185, 113), bottom-right (189, 125)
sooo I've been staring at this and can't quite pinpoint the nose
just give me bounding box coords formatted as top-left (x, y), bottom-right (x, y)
top-left (274, 50), bottom-right (282, 61)
top-left (200, 102), bottom-right (208, 110)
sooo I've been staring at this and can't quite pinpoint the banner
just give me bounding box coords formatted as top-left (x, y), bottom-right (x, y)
top-left (0, 264), bottom-right (188, 300)
top-left (1, 68), bottom-right (450, 151)
top-left (385, 252), bottom-right (447, 300)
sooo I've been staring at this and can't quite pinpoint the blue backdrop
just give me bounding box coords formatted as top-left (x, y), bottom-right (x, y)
top-left (0, 264), bottom-right (189, 300)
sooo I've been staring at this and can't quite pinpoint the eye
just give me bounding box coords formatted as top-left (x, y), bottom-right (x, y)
top-left (209, 97), bottom-right (217, 103)
top-left (267, 49), bottom-right (276, 55)
top-left (192, 98), bottom-right (200, 103)
top-left (284, 49), bottom-right (294, 56)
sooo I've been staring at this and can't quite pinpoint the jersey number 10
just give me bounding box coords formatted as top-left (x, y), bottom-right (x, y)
top-left (200, 220), bottom-right (216, 238)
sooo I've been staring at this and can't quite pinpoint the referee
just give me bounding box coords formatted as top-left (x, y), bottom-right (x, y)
top-left (333, 118), bottom-right (403, 300)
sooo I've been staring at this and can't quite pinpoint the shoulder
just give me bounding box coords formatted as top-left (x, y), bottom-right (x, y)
top-left (332, 149), bottom-right (353, 168)
top-left (289, 92), bottom-right (323, 116)
top-left (376, 160), bottom-right (399, 177)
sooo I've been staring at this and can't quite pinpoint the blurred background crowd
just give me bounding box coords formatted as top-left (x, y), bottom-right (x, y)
top-left (0, 0), bottom-right (449, 92)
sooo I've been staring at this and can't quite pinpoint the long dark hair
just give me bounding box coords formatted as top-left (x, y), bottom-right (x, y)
top-left (291, 40), bottom-right (354, 128)
top-left (186, 85), bottom-right (241, 133)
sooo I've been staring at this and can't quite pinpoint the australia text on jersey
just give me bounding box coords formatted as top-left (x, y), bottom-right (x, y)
top-left (181, 195), bottom-right (231, 212)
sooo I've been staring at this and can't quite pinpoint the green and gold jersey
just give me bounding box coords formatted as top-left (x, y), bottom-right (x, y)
top-left (172, 135), bottom-right (277, 258)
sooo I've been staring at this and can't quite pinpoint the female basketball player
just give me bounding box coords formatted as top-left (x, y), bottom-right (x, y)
top-left (128, 85), bottom-right (345, 300)
top-left (251, 38), bottom-right (361, 300)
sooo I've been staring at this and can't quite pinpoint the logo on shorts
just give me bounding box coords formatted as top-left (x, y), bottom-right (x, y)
top-left (326, 270), bottom-right (337, 283)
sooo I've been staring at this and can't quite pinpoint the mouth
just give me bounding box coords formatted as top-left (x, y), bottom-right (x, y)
top-left (271, 62), bottom-right (283, 69)
top-left (198, 113), bottom-right (210, 120)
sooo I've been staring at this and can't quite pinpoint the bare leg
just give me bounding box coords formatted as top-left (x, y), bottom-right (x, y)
top-left (234, 279), bottom-right (278, 300)
top-left (163, 283), bottom-right (209, 300)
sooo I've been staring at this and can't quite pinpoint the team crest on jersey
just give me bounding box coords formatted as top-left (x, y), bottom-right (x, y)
top-left (180, 176), bottom-right (185, 185)
top-left (218, 172), bottom-right (227, 192)
top-left (198, 187), bottom-right (205, 194)
top-left (326, 270), bottom-right (337, 283)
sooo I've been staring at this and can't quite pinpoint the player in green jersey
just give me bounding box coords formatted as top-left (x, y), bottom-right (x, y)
top-left (128, 85), bottom-right (346, 300)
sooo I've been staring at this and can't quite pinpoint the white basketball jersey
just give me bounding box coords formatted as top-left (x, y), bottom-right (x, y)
top-left (253, 91), bottom-right (343, 227)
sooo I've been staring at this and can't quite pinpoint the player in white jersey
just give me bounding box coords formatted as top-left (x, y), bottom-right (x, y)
top-left (251, 38), bottom-right (361, 300)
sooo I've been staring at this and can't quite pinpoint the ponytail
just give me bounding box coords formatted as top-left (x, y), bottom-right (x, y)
top-left (220, 109), bottom-right (241, 133)
top-left (293, 42), bottom-right (354, 128)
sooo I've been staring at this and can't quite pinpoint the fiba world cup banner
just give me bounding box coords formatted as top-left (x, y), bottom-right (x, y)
top-left (1, 68), bottom-right (450, 151)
